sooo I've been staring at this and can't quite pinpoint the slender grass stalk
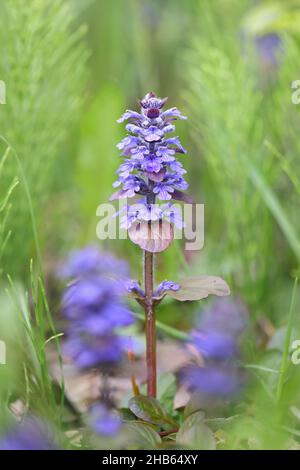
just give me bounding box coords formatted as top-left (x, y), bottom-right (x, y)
top-left (276, 277), bottom-right (298, 403)
top-left (0, 136), bottom-right (65, 423)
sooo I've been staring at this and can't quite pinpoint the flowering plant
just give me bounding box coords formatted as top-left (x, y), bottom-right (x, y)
top-left (113, 92), bottom-right (231, 402)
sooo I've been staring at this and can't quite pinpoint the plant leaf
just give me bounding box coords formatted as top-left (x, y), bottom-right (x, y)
top-left (128, 395), bottom-right (175, 426)
top-left (165, 276), bottom-right (230, 301)
top-left (118, 407), bottom-right (137, 421)
top-left (176, 411), bottom-right (216, 450)
top-left (128, 220), bottom-right (174, 253)
top-left (157, 373), bottom-right (177, 414)
top-left (124, 421), bottom-right (162, 449)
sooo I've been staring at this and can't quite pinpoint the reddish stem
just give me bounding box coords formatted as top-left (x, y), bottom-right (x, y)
top-left (144, 249), bottom-right (156, 397)
top-left (159, 428), bottom-right (179, 437)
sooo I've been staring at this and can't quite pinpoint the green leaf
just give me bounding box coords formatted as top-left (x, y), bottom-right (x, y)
top-left (124, 421), bottom-right (162, 449)
top-left (176, 411), bottom-right (216, 450)
top-left (165, 276), bottom-right (230, 301)
top-left (128, 395), bottom-right (176, 426)
top-left (118, 407), bottom-right (137, 421)
top-left (157, 373), bottom-right (177, 414)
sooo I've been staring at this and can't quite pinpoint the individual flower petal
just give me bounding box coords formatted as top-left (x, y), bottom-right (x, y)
top-left (153, 182), bottom-right (174, 200)
top-left (154, 280), bottom-right (180, 297)
top-left (141, 156), bottom-right (162, 174)
top-left (123, 279), bottom-right (145, 298)
top-left (117, 135), bottom-right (141, 151)
top-left (143, 125), bottom-right (164, 143)
top-left (117, 110), bottom-right (144, 123)
top-left (162, 124), bottom-right (176, 135)
top-left (164, 137), bottom-right (187, 154)
top-left (117, 160), bottom-right (139, 178)
top-left (63, 334), bottom-right (125, 368)
top-left (146, 169), bottom-right (166, 183)
top-left (130, 145), bottom-right (149, 159)
top-left (156, 145), bottom-right (176, 162)
top-left (161, 107), bottom-right (187, 120)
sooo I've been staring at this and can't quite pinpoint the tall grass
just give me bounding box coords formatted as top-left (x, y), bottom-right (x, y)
top-left (0, 0), bottom-right (88, 277)
top-left (0, 147), bottom-right (18, 277)
top-left (184, 0), bottom-right (300, 317)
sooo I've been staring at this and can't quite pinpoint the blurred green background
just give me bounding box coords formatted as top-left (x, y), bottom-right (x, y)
top-left (1, 0), bottom-right (300, 344)
top-left (1, 0), bottom-right (300, 450)
top-left (1, 0), bottom-right (299, 316)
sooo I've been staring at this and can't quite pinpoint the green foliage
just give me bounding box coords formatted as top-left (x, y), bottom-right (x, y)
top-left (184, 0), bottom-right (300, 315)
top-left (1, 0), bottom-right (300, 451)
top-left (0, 0), bottom-right (88, 276)
top-left (128, 395), bottom-right (177, 427)
top-left (3, 265), bottom-right (65, 425)
top-left (0, 148), bottom-right (18, 276)
top-left (176, 411), bottom-right (216, 450)
top-left (123, 421), bottom-right (162, 449)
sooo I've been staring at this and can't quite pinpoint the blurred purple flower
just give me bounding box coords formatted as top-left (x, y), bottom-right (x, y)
top-left (58, 245), bottom-right (129, 279)
top-left (62, 277), bottom-right (131, 322)
top-left (180, 298), bottom-right (248, 400)
top-left (191, 330), bottom-right (237, 360)
top-left (256, 33), bottom-right (282, 69)
top-left (199, 298), bottom-right (249, 337)
top-left (63, 334), bottom-right (126, 368)
top-left (181, 365), bottom-right (241, 397)
top-left (60, 247), bottom-right (135, 369)
top-left (87, 404), bottom-right (122, 437)
top-left (0, 417), bottom-right (56, 450)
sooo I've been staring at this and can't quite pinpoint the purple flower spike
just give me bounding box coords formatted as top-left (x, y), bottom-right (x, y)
top-left (113, 92), bottom-right (191, 232)
top-left (180, 298), bottom-right (248, 401)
